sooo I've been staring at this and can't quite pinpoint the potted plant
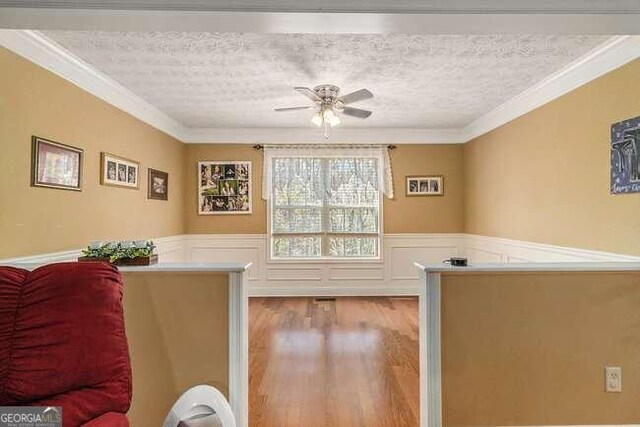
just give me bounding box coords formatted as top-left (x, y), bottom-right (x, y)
top-left (79, 240), bottom-right (158, 265)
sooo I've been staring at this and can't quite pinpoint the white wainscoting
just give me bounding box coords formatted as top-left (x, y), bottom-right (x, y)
top-left (183, 233), bottom-right (464, 296)
top-left (0, 235), bottom-right (188, 265)
top-left (3, 233), bottom-right (638, 296)
top-left (464, 234), bottom-right (640, 263)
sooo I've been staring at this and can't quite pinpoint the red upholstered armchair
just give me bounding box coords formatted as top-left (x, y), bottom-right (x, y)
top-left (0, 262), bottom-right (132, 427)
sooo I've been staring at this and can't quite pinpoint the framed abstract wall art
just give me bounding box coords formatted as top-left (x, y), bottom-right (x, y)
top-left (611, 115), bottom-right (640, 194)
top-left (101, 152), bottom-right (140, 189)
top-left (31, 136), bottom-right (83, 191)
top-left (406, 175), bottom-right (443, 196)
top-left (148, 168), bottom-right (169, 201)
top-left (198, 161), bottom-right (252, 214)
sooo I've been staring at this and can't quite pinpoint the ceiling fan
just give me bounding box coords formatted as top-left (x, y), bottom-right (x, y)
top-left (275, 85), bottom-right (373, 138)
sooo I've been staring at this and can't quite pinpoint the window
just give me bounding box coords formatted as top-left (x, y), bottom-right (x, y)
top-left (270, 156), bottom-right (381, 259)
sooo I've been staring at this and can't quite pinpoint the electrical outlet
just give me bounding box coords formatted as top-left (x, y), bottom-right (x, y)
top-left (605, 367), bottom-right (622, 392)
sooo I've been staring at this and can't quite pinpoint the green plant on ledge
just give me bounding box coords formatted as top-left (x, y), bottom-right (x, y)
top-left (82, 240), bottom-right (156, 264)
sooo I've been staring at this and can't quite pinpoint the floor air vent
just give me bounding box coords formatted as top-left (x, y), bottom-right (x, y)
top-left (313, 297), bottom-right (336, 303)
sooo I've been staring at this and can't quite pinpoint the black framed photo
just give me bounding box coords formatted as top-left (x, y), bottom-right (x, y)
top-left (406, 175), bottom-right (444, 196)
top-left (148, 168), bottom-right (169, 201)
top-left (101, 152), bottom-right (140, 189)
top-left (31, 136), bottom-right (83, 191)
top-left (198, 161), bottom-right (252, 215)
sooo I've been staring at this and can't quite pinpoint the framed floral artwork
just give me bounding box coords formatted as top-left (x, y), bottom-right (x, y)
top-left (31, 136), bottom-right (83, 191)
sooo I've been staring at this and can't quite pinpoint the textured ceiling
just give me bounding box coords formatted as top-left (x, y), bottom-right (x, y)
top-left (43, 31), bottom-right (609, 129)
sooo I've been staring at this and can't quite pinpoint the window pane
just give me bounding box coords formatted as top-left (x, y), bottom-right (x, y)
top-left (271, 156), bottom-right (381, 259)
top-left (327, 158), bottom-right (379, 207)
top-left (273, 236), bottom-right (322, 258)
top-left (273, 158), bottom-right (322, 207)
top-left (273, 208), bottom-right (322, 233)
top-left (329, 207), bottom-right (378, 233)
top-left (328, 236), bottom-right (377, 257)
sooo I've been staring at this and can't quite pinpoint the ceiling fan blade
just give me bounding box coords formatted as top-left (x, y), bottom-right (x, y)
top-left (341, 106), bottom-right (372, 119)
top-left (274, 106), bottom-right (313, 112)
top-left (294, 87), bottom-right (321, 102)
top-left (339, 88), bottom-right (373, 104)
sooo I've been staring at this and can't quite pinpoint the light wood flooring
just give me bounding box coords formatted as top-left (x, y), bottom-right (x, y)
top-left (249, 297), bottom-right (419, 427)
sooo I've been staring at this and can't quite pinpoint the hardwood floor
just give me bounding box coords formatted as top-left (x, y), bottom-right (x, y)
top-left (249, 297), bottom-right (419, 427)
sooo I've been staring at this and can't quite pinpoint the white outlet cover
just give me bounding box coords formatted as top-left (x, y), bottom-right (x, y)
top-left (605, 366), bottom-right (622, 392)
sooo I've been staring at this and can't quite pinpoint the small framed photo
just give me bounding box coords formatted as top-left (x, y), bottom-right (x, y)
top-left (406, 175), bottom-right (444, 196)
top-left (198, 161), bottom-right (252, 215)
top-left (101, 152), bottom-right (140, 189)
top-left (148, 168), bottom-right (169, 201)
top-left (31, 136), bottom-right (83, 191)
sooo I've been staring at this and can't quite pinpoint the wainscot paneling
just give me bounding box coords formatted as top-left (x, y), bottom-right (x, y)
top-left (178, 234), bottom-right (464, 296)
top-left (387, 234), bottom-right (465, 284)
top-left (463, 234), bottom-right (640, 263)
top-left (0, 235), bottom-right (187, 265)
top-left (154, 235), bottom-right (190, 263)
top-left (186, 235), bottom-right (264, 281)
top-left (3, 233), bottom-right (638, 296)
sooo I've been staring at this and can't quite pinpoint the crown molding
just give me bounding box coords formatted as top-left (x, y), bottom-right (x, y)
top-left (461, 35), bottom-right (640, 141)
top-left (1, 30), bottom-right (639, 146)
top-left (0, 29), bottom-right (188, 140)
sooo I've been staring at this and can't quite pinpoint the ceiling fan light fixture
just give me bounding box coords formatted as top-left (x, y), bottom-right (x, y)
top-left (311, 111), bottom-right (323, 127)
top-left (323, 108), bottom-right (340, 127)
top-left (322, 108), bottom-right (335, 121)
top-left (328, 112), bottom-right (341, 127)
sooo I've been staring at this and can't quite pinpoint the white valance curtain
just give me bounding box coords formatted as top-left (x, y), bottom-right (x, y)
top-left (261, 145), bottom-right (394, 200)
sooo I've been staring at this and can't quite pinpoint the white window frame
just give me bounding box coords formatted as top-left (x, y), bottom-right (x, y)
top-left (268, 157), bottom-right (383, 262)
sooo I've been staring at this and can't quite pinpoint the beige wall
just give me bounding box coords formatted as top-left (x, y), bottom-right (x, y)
top-left (464, 59), bottom-right (640, 256)
top-left (1, 45), bottom-right (465, 256)
top-left (385, 145), bottom-right (464, 233)
top-left (121, 275), bottom-right (178, 427)
top-left (441, 271), bottom-right (640, 426)
top-left (4, 41), bottom-right (640, 258)
top-left (122, 272), bottom-right (230, 427)
top-left (0, 48), bottom-right (185, 259)
top-left (184, 144), bottom-right (465, 234)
